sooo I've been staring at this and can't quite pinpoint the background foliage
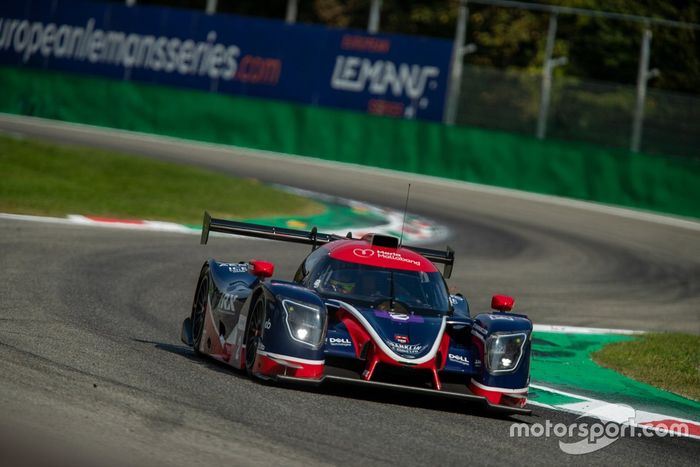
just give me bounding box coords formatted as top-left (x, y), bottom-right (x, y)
top-left (128, 0), bottom-right (699, 94)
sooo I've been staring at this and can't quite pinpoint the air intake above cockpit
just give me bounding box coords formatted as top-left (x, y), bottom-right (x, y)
top-left (361, 233), bottom-right (400, 248)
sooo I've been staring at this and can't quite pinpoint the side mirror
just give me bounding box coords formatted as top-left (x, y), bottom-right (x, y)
top-left (491, 294), bottom-right (514, 312)
top-left (250, 260), bottom-right (274, 279)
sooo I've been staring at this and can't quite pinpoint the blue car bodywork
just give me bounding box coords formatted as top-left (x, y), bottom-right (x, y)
top-left (181, 213), bottom-right (532, 414)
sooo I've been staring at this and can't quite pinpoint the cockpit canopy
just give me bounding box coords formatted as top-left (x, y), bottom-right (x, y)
top-left (298, 244), bottom-right (451, 315)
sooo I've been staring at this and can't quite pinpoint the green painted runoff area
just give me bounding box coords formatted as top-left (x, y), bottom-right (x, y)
top-left (531, 332), bottom-right (700, 421)
top-left (1, 66), bottom-right (698, 219)
top-left (528, 387), bottom-right (586, 407)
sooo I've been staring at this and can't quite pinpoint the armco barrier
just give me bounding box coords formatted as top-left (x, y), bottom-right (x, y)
top-left (1, 66), bottom-right (698, 219)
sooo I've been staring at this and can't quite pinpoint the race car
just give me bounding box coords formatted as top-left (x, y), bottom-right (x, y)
top-left (181, 212), bottom-right (533, 413)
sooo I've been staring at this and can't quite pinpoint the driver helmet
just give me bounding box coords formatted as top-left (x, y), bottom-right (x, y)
top-left (328, 268), bottom-right (356, 294)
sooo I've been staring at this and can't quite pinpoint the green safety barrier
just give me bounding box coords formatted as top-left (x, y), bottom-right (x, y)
top-left (1, 66), bottom-right (698, 219)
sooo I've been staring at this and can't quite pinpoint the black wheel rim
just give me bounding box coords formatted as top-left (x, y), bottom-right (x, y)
top-left (246, 300), bottom-right (264, 370)
top-left (191, 275), bottom-right (208, 347)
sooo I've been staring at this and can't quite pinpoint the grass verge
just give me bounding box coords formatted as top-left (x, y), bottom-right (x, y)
top-left (593, 333), bottom-right (700, 401)
top-left (0, 133), bottom-right (323, 224)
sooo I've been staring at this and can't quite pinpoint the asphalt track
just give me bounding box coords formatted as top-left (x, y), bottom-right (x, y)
top-left (1, 115), bottom-right (699, 466)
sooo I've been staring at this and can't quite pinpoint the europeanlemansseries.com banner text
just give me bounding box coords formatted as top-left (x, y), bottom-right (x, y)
top-left (0, 0), bottom-right (453, 121)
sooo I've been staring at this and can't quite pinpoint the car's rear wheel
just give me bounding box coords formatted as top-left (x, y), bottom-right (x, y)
top-left (245, 296), bottom-right (265, 376)
top-left (191, 266), bottom-right (209, 355)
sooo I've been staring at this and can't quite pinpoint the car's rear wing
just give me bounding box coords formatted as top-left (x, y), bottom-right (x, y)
top-left (200, 211), bottom-right (455, 278)
top-left (406, 245), bottom-right (455, 279)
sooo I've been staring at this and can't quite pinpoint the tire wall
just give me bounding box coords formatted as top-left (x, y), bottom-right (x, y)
top-left (2, 66), bottom-right (698, 219)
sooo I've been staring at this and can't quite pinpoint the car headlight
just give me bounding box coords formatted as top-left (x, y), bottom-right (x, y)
top-left (282, 299), bottom-right (326, 348)
top-left (485, 333), bottom-right (527, 373)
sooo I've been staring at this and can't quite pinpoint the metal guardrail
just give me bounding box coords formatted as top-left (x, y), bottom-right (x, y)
top-left (445, 1), bottom-right (699, 153)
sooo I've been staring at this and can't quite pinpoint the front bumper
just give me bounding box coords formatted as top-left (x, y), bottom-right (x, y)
top-left (272, 373), bottom-right (532, 416)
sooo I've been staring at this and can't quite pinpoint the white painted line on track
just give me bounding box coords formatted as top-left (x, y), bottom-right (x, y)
top-left (533, 324), bottom-right (645, 335)
top-left (2, 113), bottom-right (699, 232)
top-left (529, 383), bottom-right (597, 402)
top-left (0, 212), bottom-right (81, 226)
top-left (0, 212), bottom-right (200, 233)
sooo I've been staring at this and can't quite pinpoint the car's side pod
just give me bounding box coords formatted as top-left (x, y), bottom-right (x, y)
top-left (468, 311), bottom-right (533, 408)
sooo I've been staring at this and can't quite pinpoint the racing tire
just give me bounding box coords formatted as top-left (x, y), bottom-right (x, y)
top-left (190, 265), bottom-right (209, 356)
top-left (244, 295), bottom-right (266, 377)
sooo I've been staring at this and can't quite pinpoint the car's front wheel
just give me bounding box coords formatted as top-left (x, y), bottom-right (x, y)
top-left (190, 266), bottom-right (209, 355)
top-left (245, 296), bottom-right (266, 376)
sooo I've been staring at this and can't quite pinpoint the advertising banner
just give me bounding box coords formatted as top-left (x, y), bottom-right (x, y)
top-left (0, 0), bottom-right (453, 121)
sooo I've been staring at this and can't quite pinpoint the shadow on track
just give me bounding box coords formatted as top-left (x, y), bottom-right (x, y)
top-left (137, 338), bottom-right (538, 424)
top-left (132, 338), bottom-right (246, 379)
top-left (295, 380), bottom-right (533, 423)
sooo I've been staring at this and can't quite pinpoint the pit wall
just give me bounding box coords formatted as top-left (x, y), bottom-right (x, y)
top-left (2, 66), bottom-right (698, 219)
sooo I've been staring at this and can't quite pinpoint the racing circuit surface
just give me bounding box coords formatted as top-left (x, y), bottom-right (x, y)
top-left (1, 115), bottom-right (699, 465)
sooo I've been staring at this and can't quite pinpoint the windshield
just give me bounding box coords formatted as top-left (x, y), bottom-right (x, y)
top-left (305, 257), bottom-right (450, 314)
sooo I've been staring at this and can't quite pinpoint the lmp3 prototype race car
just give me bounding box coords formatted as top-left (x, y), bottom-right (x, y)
top-left (181, 213), bottom-right (533, 413)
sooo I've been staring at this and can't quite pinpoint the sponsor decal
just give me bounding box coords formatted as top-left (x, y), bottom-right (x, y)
top-left (219, 293), bottom-right (238, 312)
top-left (472, 323), bottom-right (488, 335)
top-left (376, 250), bottom-right (421, 266)
top-left (0, 16), bottom-right (284, 85)
top-left (394, 334), bottom-right (409, 344)
top-left (389, 312), bottom-right (409, 321)
top-left (350, 248), bottom-right (421, 267)
top-left (220, 262), bottom-right (249, 273)
top-left (331, 55), bottom-right (440, 102)
top-left (328, 337), bottom-right (352, 347)
top-left (264, 319), bottom-right (271, 330)
top-left (489, 314), bottom-right (515, 321)
top-left (448, 353), bottom-right (470, 366)
top-left (353, 248), bottom-right (375, 258)
top-left (368, 98), bottom-right (403, 117)
top-left (374, 310), bottom-right (424, 323)
top-left (385, 340), bottom-right (424, 355)
top-left (340, 34), bottom-right (390, 53)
